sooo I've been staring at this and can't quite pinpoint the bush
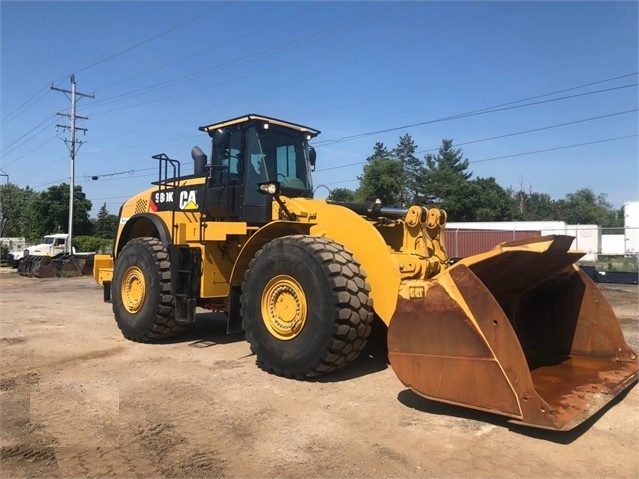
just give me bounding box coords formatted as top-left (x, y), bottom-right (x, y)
top-left (74, 235), bottom-right (113, 254)
top-left (593, 255), bottom-right (639, 273)
top-left (0, 244), bottom-right (8, 260)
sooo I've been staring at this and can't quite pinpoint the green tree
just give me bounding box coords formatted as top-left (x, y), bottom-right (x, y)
top-left (392, 134), bottom-right (421, 205)
top-left (93, 203), bottom-right (118, 239)
top-left (468, 177), bottom-right (513, 221)
top-left (327, 188), bottom-right (357, 202)
top-left (555, 188), bottom-right (620, 226)
top-left (356, 142), bottom-right (405, 205)
top-left (368, 142), bottom-right (390, 161)
top-left (510, 187), bottom-right (557, 221)
top-left (418, 139), bottom-right (473, 219)
top-left (25, 184), bottom-right (93, 240)
top-left (0, 183), bottom-right (38, 237)
top-left (437, 177), bottom-right (512, 222)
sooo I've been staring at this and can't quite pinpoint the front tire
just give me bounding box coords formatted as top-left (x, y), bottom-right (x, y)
top-left (241, 235), bottom-right (374, 378)
top-left (112, 237), bottom-right (185, 342)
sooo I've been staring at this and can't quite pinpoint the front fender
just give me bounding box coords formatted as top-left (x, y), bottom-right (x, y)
top-left (303, 201), bottom-right (401, 325)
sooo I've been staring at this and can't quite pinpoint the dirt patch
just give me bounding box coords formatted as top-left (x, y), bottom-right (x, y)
top-left (1, 268), bottom-right (637, 478)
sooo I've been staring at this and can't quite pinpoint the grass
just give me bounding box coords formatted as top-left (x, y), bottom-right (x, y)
top-left (579, 255), bottom-right (639, 273)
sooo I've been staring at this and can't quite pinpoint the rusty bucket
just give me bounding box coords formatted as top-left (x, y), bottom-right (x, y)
top-left (388, 235), bottom-right (638, 431)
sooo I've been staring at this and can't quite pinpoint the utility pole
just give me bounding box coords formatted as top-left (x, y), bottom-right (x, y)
top-left (51, 75), bottom-right (94, 253)
top-left (0, 169), bottom-right (8, 238)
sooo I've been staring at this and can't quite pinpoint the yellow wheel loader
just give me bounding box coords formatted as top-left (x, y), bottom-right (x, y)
top-left (94, 114), bottom-right (637, 431)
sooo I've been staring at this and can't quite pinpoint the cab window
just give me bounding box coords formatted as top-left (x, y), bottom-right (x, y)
top-left (212, 127), bottom-right (242, 184)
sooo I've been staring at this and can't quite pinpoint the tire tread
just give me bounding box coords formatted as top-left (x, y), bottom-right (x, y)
top-left (241, 235), bottom-right (373, 379)
top-left (114, 237), bottom-right (185, 342)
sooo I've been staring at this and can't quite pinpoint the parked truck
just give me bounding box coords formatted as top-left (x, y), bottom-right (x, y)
top-left (17, 233), bottom-right (94, 278)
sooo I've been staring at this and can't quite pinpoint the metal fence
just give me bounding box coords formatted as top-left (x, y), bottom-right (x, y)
top-left (445, 227), bottom-right (639, 256)
top-left (444, 229), bottom-right (541, 259)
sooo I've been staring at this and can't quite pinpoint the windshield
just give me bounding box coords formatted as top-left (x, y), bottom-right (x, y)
top-left (246, 126), bottom-right (313, 192)
top-left (43, 237), bottom-right (55, 245)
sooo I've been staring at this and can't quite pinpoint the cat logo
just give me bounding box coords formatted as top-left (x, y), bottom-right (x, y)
top-left (179, 190), bottom-right (199, 210)
top-left (409, 286), bottom-right (425, 299)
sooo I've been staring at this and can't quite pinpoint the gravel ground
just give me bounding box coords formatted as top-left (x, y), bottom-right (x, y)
top-left (0, 269), bottom-right (637, 479)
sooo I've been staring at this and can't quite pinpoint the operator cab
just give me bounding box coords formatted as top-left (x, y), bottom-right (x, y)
top-left (196, 114), bottom-right (320, 225)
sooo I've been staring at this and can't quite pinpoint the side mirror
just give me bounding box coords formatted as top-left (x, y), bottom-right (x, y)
top-left (309, 146), bottom-right (316, 171)
top-left (213, 129), bottom-right (230, 165)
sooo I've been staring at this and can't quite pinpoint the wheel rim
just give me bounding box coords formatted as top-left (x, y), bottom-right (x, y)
top-left (121, 266), bottom-right (146, 314)
top-left (261, 274), bottom-right (307, 340)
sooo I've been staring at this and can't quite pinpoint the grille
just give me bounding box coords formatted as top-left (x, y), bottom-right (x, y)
top-left (135, 199), bottom-right (148, 214)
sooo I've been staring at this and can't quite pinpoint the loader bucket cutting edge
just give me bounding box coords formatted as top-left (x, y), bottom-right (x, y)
top-left (18, 255), bottom-right (56, 278)
top-left (17, 254), bottom-right (95, 278)
top-left (388, 235), bottom-right (638, 431)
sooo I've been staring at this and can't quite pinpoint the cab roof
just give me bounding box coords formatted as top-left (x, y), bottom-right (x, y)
top-left (198, 114), bottom-right (321, 138)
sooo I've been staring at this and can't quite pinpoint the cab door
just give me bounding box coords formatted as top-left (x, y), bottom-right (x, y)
top-left (204, 126), bottom-right (244, 220)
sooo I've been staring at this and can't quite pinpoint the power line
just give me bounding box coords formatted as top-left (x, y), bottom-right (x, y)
top-left (315, 108), bottom-right (638, 172)
top-left (45, 132), bottom-right (639, 189)
top-left (91, 2), bottom-right (326, 93)
top-left (31, 176), bottom-right (71, 189)
top-left (69, 2), bottom-right (233, 77)
top-left (82, 171), bottom-right (157, 183)
top-left (1, 114), bottom-right (57, 156)
top-left (0, 85), bottom-right (51, 126)
top-left (314, 82), bottom-right (638, 145)
top-left (9, 156), bottom-right (69, 185)
top-left (76, 62), bottom-right (635, 169)
top-left (1, 136), bottom-right (58, 169)
top-left (3, 2), bottom-right (231, 149)
top-left (67, 9), bottom-right (634, 146)
top-left (85, 2), bottom-right (425, 109)
top-left (80, 134), bottom-right (201, 156)
top-left (84, 2), bottom-right (487, 115)
top-left (81, 41), bottom-right (636, 147)
top-left (18, 102), bottom-right (634, 186)
top-left (416, 108), bottom-right (638, 154)
top-left (19, 133), bottom-right (637, 210)
top-left (470, 134), bottom-right (637, 164)
top-left (294, 47), bottom-right (637, 122)
top-left (86, 166), bottom-right (156, 179)
top-left (85, 169), bottom-right (134, 181)
top-left (316, 134), bottom-right (637, 189)
top-left (90, 2), bottom-right (414, 97)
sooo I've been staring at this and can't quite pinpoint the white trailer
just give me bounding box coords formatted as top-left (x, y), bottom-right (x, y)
top-left (624, 201), bottom-right (639, 255)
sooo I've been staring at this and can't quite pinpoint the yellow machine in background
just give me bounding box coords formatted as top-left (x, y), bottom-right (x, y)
top-left (94, 114), bottom-right (637, 431)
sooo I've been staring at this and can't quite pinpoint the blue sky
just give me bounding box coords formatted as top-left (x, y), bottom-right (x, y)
top-left (1, 1), bottom-right (637, 216)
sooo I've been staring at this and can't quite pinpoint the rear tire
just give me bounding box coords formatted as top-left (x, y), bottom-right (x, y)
top-left (112, 237), bottom-right (185, 342)
top-left (241, 235), bottom-right (373, 378)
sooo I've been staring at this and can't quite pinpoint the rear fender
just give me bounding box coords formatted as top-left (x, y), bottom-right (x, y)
top-left (115, 213), bottom-right (171, 256)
